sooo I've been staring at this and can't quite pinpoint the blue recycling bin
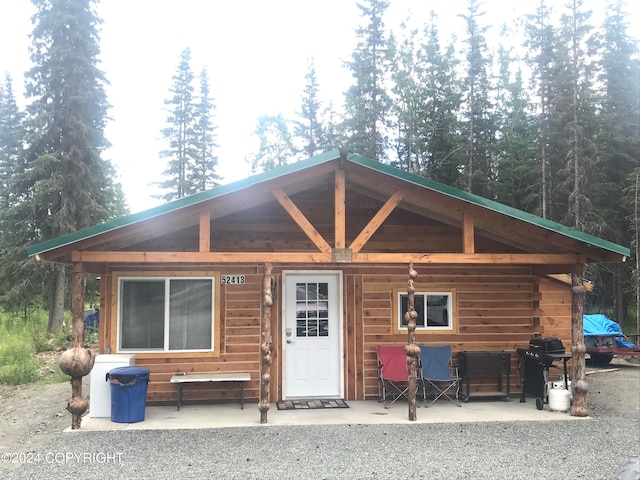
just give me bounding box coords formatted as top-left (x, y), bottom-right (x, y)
top-left (106, 366), bottom-right (150, 423)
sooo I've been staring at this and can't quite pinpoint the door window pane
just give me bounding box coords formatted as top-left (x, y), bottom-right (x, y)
top-left (296, 282), bottom-right (329, 337)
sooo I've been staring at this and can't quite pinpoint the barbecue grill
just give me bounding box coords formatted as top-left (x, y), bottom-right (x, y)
top-left (517, 336), bottom-right (572, 410)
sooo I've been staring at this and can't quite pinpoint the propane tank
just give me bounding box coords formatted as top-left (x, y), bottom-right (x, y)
top-left (557, 375), bottom-right (573, 400)
top-left (549, 385), bottom-right (571, 412)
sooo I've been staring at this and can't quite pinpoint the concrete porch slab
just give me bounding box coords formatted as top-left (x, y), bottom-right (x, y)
top-left (75, 399), bottom-right (588, 432)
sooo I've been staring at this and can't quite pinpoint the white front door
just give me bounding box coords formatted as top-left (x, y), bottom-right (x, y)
top-left (284, 272), bottom-right (343, 399)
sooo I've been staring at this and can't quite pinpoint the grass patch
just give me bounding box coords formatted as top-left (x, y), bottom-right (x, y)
top-left (0, 332), bottom-right (40, 384)
top-left (40, 362), bottom-right (71, 385)
top-left (0, 309), bottom-right (74, 385)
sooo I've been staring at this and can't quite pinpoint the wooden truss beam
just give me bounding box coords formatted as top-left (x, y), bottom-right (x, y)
top-left (199, 211), bottom-right (210, 253)
top-left (351, 253), bottom-right (586, 264)
top-left (71, 250), bottom-right (585, 265)
top-left (349, 190), bottom-right (405, 254)
top-left (272, 189), bottom-right (332, 253)
top-left (462, 212), bottom-right (475, 254)
top-left (335, 168), bottom-right (346, 249)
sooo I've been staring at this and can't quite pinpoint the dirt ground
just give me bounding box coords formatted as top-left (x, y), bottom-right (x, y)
top-left (0, 350), bottom-right (91, 456)
top-left (0, 354), bottom-right (638, 457)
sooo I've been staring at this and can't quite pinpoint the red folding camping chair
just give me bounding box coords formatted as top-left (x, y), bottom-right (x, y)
top-left (377, 345), bottom-right (411, 408)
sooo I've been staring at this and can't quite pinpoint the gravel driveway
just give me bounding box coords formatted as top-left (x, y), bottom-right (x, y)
top-left (2, 361), bottom-right (638, 480)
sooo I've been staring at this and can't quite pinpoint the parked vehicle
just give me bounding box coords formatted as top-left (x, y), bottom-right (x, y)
top-left (584, 314), bottom-right (640, 365)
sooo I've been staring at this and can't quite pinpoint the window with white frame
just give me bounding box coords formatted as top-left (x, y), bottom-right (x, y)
top-left (396, 291), bottom-right (454, 332)
top-left (118, 276), bottom-right (215, 352)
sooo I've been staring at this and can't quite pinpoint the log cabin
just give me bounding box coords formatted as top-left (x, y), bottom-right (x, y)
top-left (27, 149), bottom-right (629, 424)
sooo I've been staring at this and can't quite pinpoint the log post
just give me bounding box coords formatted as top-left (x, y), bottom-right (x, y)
top-left (404, 263), bottom-right (420, 421)
top-left (58, 264), bottom-right (94, 429)
top-left (258, 263), bottom-right (273, 424)
top-left (570, 271), bottom-right (588, 417)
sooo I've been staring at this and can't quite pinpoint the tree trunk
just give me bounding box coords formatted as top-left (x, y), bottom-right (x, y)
top-left (48, 265), bottom-right (66, 333)
top-left (405, 263), bottom-right (419, 421)
top-left (259, 263), bottom-right (273, 424)
top-left (636, 170), bottom-right (640, 336)
top-left (59, 268), bottom-right (94, 429)
top-left (615, 264), bottom-right (625, 324)
top-left (570, 271), bottom-right (588, 417)
top-left (570, 0), bottom-right (581, 230)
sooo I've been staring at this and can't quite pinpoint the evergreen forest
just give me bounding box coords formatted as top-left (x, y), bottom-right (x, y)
top-left (0, 0), bottom-right (638, 334)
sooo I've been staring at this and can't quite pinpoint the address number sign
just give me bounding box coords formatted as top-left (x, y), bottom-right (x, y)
top-left (221, 275), bottom-right (246, 284)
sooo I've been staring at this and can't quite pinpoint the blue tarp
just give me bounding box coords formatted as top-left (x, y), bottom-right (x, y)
top-left (583, 314), bottom-right (635, 349)
top-left (83, 309), bottom-right (99, 330)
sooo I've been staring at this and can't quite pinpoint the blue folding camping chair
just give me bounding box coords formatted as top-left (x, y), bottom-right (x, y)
top-left (419, 345), bottom-right (462, 407)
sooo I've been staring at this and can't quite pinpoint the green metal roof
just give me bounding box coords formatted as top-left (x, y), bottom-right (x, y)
top-left (26, 149), bottom-right (630, 259)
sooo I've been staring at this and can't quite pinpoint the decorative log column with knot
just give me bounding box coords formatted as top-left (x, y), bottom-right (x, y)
top-left (570, 271), bottom-right (588, 417)
top-left (258, 263), bottom-right (273, 424)
top-left (58, 266), bottom-right (95, 429)
top-left (404, 263), bottom-right (420, 421)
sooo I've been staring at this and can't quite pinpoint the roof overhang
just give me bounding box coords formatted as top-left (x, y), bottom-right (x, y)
top-left (27, 149), bottom-right (630, 268)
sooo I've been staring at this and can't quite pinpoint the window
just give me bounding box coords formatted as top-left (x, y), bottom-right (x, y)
top-left (295, 282), bottom-right (329, 337)
top-left (117, 273), bottom-right (219, 353)
top-left (393, 288), bottom-right (456, 334)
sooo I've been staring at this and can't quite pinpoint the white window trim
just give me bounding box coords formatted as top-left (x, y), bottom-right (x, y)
top-left (117, 275), bottom-right (217, 354)
top-left (393, 288), bottom-right (457, 335)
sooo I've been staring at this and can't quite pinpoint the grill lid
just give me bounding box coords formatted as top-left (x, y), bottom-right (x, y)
top-left (529, 336), bottom-right (565, 354)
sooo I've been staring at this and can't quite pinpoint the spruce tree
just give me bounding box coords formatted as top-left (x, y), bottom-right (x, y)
top-left (592, 0), bottom-right (640, 321)
top-left (158, 48), bottom-right (197, 201)
top-left (524, 0), bottom-right (556, 218)
top-left (418, 18), bottom-right (464, 187)
top-left (22, 0), bottom-right (124, 332)
top-left (0, 74), bottom-right (24, 213)
top-left (557, 0), bottom-right (600, 233)
top-left (191, 68), bottom-right (220, 191)
top-left (294, 60), bottom-right (325, 158)
top-left (599, 0), bottom-right (640, 207)
top-left (389, 13), bottom-right (463, 185)
top-left (492, 47), bottom-right (538, 212)
top-left (389, 28), bottom-right (423, 172)
top-left (343, 0), bottom-right (392, 160)
top-left (459, 0), bottom-right (494, 197)
top-left (0, 74), bottom-right (34, 316)
top-left (251, 114), bottom-right (295, 172)
top-left (321, 102), bottom-right (346, 153)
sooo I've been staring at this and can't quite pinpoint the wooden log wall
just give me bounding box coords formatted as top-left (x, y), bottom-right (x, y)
top-left (101, 265), bottom-right (269, 406)
top-left (535, 276), bottom-right (574, 381)
top-left (357, 265), bottom-right (566, 400)
top-left (537, 277), bottom-right (573, 341)
top-left (98, 263), bottom-right (572, 404)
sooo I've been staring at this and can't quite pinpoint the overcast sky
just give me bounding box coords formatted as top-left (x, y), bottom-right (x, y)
top-left (1, 1), bottom-right (638, 213)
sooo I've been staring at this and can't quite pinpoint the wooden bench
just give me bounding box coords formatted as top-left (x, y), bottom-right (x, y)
top-left (169, 372), bottom-right (251, 411)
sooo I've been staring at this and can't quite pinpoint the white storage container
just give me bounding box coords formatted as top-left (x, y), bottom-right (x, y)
top-left (89, 354), bottom-right (135, 417)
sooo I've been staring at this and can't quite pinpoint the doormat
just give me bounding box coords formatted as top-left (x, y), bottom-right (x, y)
top-left (276, 399), bottom-right (349, 410)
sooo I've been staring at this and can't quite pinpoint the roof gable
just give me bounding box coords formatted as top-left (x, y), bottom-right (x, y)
top-left (345, 153), bottom-right (628, 258)
top-left (27, 149), bottom-right (629, 262)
